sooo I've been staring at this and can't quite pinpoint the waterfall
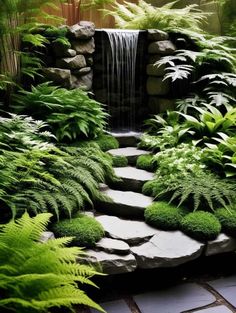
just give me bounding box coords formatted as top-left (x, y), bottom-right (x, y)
top-left (102, 29), bottom-right (139, 131)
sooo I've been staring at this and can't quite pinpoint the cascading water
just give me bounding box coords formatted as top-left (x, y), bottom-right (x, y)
top-left (102, 29), bottom-right (139, 131)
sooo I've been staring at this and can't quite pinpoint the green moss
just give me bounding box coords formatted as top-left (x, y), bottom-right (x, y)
top-left (44, 26), bottom-right (68, 38)
top-left (142, 180), bottom-right (163, 196)
top-left (144, 202), bottom-right (187, 230)
top-left (136, 154), bottom-right (155, 171)
top-left (112, 155), bottom-right (128, 167)
top-left (95, 135), bottom-right (119, 151)
top-left (52, 215), bottom-right (104, 247)
top-left (181, 211), bottom-right (221, 241)
top-left (215, 208), bottom-right (236, 237)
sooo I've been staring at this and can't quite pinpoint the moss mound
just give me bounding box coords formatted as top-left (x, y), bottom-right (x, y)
top-left (144, 202), bottom-right (187, 230)
top-left (52, 215), bottom-right (104, 247)
top-left (215, 208), bottom-right (236, 237)
top-left (95, 135), bottom-right (119, 151)
top-left (142, 180), bottom-right (162, 196)
top-left (112, 155), bottom-right (128, 167)
top-left (181, 211), bottom-right (221, 241)
top-left (136, 154), bottom-right (154, 171)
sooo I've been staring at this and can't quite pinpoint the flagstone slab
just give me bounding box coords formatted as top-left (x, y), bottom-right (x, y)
top-left (96, 237), bottom-right (130, 255)
top-left (133, 283), bottom-right (215, 313)
top-left (91, 300), bottom-right (132, 313)
top-left (96, 215), bottom-right (158, 245)
top-left (208, 276), bottom-right (236, 308)
top-left (110, 132), bottom-right (141, 147)
top-left (194, 305), bottom-right (233, 313)
top-left (131, 231), bottom-right (205, 268)
top-left (205, 234), bottom-right (236, 256)
top-left (108, 147), bottom-right (150, 164)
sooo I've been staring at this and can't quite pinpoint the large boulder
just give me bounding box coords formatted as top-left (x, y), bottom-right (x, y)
top-left (148, 40), bottom-right (176, 55)
top-left (71, 71), bottom-right (93, 90)
top-left (72, 38), bottom-right (95, 54)
top-left (67, 21), bottom-right (95, 39)
top-left (42, 68), bottom-right (71, 88)
top-left (146, 63), bottom-right (166, 76)
top-left (147, 77), bottom-right (170, 96)
top-left (56, 55), bottom-right (87, 70)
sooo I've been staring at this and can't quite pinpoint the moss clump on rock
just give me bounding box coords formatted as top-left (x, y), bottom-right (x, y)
top-left (112, 155), bottom-right (128, 167)
top-left (136, 154), bottom-right (155, 171)
top-left (181, 211), bottom-right (221, 241)
top-left (95, 135), bottom-right (119, 151)
top-left (52, 215), bottom-right (104, 247)
top-left (215, 208), bottom-right (236, 237)
top-left (144, 202), bottom-right (187, 230)
top-left (142, 179), bottom-right (162, 196)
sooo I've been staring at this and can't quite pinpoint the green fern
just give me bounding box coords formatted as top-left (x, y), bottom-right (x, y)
top-left (0, 212), bottom-right (105, 313)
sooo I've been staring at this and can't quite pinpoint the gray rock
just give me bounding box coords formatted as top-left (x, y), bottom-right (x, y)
top-left (131, 231), bottom-right (205, 268)
top-left (205, 233), bottom-right (236, 256)
top-left (208, 276), bottom-right (236, 308)
top-left (84, 250), bottom-right (137, 274)
top-left (56, 55), bottom-right (86, 70)
top-left (111, 166), bottom-right (154, 192)
top-left (71, 71), bottom-right (92, 91)
top-left (96, 238), bottom-right (130, 255)
top-left (39, 231), bottom-right (55, 243)
top-left (68, 21), bottom-right (95, 39)
top-left (97, 189), bottom-right (153, 218)
top-left (148, 54), bottom-right (161, 64)
top-left (147, 77), bottom-right (170, 96)
top-left (148, 40), bottom-right (176, 55)
top-left (43, 68), bottom-right (71, 88)
top-left (91, 300), bottom-right (132, 313)
top-left (72, 66), bottom-right (91, 76)
top-left (110, 131), bottom-right (141, 147)
top-left (194, 305), bottom-right (233, 313)
top-left (72, 38), bottom-right (95, 54)
top-left (148, 29), bottom-right (169, 41)
top-left (64, 49), bottom-right (77, 57)
top-left (134, 283), bottom-right (215, 313)
top-left (96, 215), bottom-right (158, 245)
top-left (148, 97), bottom-right (176, 114)
top-left (147, 63), bottom-right (166, 76)
top-left (108, 147), bottom-right (150, 165)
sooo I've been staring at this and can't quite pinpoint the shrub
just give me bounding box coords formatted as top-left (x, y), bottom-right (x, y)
top-left (52, 215), bottom-right (105, 247)
top-left (215, 208), bottom-right (236, 237)
top-left (112, 155), bottom-right (128, 167)
top-left (0, 212), bottom-right (104, 313)
top-left (95, 134), bottom-right (119, 151)
top-left (144, 202), bottom-right (187, 230)
top-left (136, 154), bottom-right (155, 171)
top-left (181, 211), bottom-right (221, 241)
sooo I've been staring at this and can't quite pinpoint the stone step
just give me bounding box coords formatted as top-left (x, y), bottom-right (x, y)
top-left (110, 166), bottom-right (154, 192)
top-left (96, 188), bottom-right (153, 218)
top-left (108, 147), bottom-right (150, 165)
top-left (109, 131), bottom-right (142, 147)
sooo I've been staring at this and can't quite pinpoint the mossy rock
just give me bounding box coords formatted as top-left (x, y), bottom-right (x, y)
top-left (52, 215), bottom-right (104, 247)
top-left (145, 201), bottom-right (187, 230)
top-left (215, 208), bottom-right (236, 237)
top-left (136, 154), bottom-right (155, 172)
top-left (181, 211), bottom-right (221, 241)
top-left (95, 135), bottom-right (119, 151)
top-left (112, 155), bottom-right (128, 167)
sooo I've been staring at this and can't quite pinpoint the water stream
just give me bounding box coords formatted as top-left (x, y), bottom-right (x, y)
top-left (102, 29), bottom-right (139, 131)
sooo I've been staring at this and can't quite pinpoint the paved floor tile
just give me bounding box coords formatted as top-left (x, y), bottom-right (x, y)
top-left (91, 299), bottom-right (131, 313)
top-left (192, 304), bottom-right (233, 313)
top-left (208, 275), bottom-right (236, 308)
top-left (134, 283), bottom-right (216, 313)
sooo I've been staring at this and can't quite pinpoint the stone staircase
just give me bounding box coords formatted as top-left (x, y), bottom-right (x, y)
top-left (84, 133), bottom-right (236, 275)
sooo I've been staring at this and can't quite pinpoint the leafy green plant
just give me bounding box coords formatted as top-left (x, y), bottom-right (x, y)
top-left (144, 202), bottom-right (187, 230)
top-left (94, 134), bottom-right (119, 151)
top-left (215, 208), bottom-right (236, 237)
top-left (13, 83), bottom-right (108, 141)
top-left (0, 212), bottom-right (104, 313)
top-left (181, 211), bottom-right (221, 241)
top-left (52, 214), bottom-right (105, 247)
top-left (136, 154), bottom-right (155, 172)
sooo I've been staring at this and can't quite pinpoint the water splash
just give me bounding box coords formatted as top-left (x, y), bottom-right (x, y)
top-left (102, 29), bottom-right (139, 131)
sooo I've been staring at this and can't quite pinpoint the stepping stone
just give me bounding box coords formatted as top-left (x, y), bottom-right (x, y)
top-left (108, 147), bottom-right (150, 165)
top-left (39, 231), bottom-right (55, 243)
top-left (91, 299), bottom-right (132, 313)
top-left (96, 215), bottom-right (158, 245)
top-left (208, 275), bottom-right (236, 308)
top-left (96, 238), bottom-right (130, 255)
top-left (110, 131), bottom-right (141, 147)
top-left (111, 167), bottom-right (154, 192)
top-left (134, 283), bottom-right (215, 313)
top-left (97, 188), bottom-right (153, 218)
top-left (194, 305), bottom-right (233, 313)
top-left (131, 231), bottom-right (205, 268)
top-left (84, 250), bottom-right (137, 274)
top-left (205, 234), bottom-right (236, 256)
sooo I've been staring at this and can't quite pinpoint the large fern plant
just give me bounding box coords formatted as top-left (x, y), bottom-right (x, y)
top-left (0, 212), bottom-right (104, 313)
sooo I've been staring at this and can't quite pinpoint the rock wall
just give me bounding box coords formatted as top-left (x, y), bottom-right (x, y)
top-left (42, 21), bottom-right (95, 91)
